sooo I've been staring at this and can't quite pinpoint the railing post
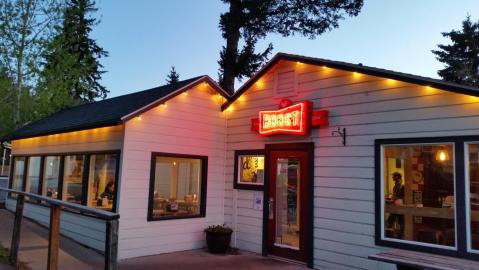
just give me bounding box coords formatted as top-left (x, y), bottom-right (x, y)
top-left (105, 219), bottom-right (118, 270)
top-left (10, 194), bottom-right (24, 266)
top-left (47, 204), bottom-right (61, 270)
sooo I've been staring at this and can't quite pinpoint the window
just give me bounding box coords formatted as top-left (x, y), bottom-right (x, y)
top-left (234, 150), bottom-right (264, 190)
top-left (62, 155), bottom-right (86, 204)
top-left (148, 153), bottom-right (207, 221)
top-left (87, 154), bottom-right (118, 211)
top-left (11, 157), bottom-right (26, 195)
top-left (466, 143), bottom-right (479, 253)
top-left (42, 156), bottom-right (61, 199)
top-left (25, 156), bottom-right (41, 194)
top-left (381, 143), bottom-right (456, 248)
top-left (9, 151), bottom-right (120, 211)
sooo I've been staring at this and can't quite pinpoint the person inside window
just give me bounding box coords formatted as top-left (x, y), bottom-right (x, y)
top-left (388, 172), bottom-right (405, 239)
top-left (392, 172), bottom-right (404, 202)
top-left (101, 181), bottom-right (115, 200)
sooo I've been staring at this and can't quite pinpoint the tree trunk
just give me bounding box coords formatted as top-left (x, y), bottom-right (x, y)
top-left (14, 56), bottom-right (22, 129)
top-left (13, 0), bottom-right (34, 129)
top-left (220, 0), bottom-right (242, 95)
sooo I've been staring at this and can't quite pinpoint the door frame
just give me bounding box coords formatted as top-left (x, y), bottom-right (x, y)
top-left (262, 142), bottom-right (314, 268)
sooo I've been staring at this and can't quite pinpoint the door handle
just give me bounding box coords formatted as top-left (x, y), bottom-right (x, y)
top-left (268, 198), bottom-right (274, 220)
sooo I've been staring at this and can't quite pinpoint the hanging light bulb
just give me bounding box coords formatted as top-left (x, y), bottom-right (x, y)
top-left (435, 148), bottom-right (450, 162)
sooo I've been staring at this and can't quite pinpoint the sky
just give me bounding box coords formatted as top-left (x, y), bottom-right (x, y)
top-left (93, 0), bottom-right (479, 98)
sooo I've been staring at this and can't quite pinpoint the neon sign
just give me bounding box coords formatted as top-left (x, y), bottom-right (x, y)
top-left (259, 101), bottom-right (312, 136)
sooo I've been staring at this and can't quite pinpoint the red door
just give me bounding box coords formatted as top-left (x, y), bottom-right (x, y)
top-left (267, 150), bottom-right (310, 262)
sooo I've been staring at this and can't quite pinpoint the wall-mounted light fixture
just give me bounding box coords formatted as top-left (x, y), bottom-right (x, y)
top-left (331, 127), bottom-right (346, 146)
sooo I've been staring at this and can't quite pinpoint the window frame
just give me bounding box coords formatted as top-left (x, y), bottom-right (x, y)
top-left (464, 142), bottom-right (479, 255)
top-left (233, 149), bottom-right (265, 191)
top-left (8, 156), bottom-right (28, 198)
top-left (147, 152), bottom-right (208, 221)
top-left (375, 136), bottom-right (478, 260)
top-left (8, 150), bottom-right (121, 213)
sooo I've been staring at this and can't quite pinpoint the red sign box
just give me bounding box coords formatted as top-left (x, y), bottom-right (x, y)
top-left (259, 101), bottom-right (312, 136)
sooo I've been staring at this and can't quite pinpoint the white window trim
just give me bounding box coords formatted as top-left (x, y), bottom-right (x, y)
top-left (465, 142), bottom-right (479, 254)
top-left (380, 142), bottom-right (458, 251)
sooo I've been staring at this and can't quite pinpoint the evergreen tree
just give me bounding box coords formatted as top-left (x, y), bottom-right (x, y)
top-left (432, 16), bottom-right (479, 88)
top-left (38, 0), bottom-right (108, 118)
top-left (166, 66), bottom-right (180, 84)
top-left (218, 0), bottom-right (363, 94)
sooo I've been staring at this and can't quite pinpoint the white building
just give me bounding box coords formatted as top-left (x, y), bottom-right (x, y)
top-left (6, 53), bottom-right (479, 269)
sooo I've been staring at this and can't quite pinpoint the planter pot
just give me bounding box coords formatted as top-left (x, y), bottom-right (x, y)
top-left (205, 231), bottom-right (232, 254)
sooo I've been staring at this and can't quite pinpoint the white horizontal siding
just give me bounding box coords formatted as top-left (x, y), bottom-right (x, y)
top-left (224, 60), bottom-right (479, 269)
top-left (117, 84), bottom-right (227, 259)
top-left (5, 198), bottom-right (106, 251)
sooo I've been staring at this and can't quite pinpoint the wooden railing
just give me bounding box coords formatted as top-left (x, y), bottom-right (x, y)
top-left (0, 187), bottom-right (119, 270)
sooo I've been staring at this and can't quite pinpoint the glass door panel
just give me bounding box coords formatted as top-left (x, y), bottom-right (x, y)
top-left (275, 157), bottom-right (300, 250)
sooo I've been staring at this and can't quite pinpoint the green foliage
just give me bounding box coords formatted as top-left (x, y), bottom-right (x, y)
top-left (204, 224), bottom-right (233, 234)
top-left (218, 0), bottom-right (363, 93)
top-left (37, 0), bottom-right (107, 119)
top-left (432, 16), bottom-right (479, 88)
top-left (0, 0), bottom-right (62, 129)
top-left (166, 66), bottom-right (180, 84)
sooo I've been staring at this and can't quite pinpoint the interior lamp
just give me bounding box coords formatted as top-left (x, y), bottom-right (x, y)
top-left (435, 148), bottom-right (450, 162)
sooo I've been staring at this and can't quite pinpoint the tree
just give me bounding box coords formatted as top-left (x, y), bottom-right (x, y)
top-left (37, 0), bottom-right (108, 118)
top-left (0, 0), bottom-right (61, 128)
top-left (432, 16), bottom-right (479, 88)
top-left (166, 66), bottom-right (180, 84)
top-left (218, 0), bottom-right (363, 94)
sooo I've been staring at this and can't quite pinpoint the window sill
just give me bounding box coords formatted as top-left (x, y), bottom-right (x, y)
top-left (147, 213), bottom-right (205, 222)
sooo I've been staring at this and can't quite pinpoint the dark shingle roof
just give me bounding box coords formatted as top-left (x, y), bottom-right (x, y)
top-left (10, 76), bottom-right (227, 140)
top-left (222, 52), bottom-right (479, 110)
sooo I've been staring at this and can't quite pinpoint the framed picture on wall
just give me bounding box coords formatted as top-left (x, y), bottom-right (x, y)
top-left (234, 150), bottom-right (265, 190)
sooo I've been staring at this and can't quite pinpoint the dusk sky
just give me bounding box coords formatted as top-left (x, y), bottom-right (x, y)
top-left (93, 1), bottom-right (479, 98)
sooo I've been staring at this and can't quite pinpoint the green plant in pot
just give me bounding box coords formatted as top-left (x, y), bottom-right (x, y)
top-left (204, 224), bottom-right (233, 254)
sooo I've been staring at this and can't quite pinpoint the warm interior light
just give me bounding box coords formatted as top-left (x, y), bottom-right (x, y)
top-left (435, 149), bottom-right (449, 162)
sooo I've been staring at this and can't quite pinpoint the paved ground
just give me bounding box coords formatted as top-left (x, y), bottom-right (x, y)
top-left (0, 210), bottom-right (104, 270)
top-left (0, 210), bottom-right (307, 270)
top-left (119, 250), bottom-right (308, 270)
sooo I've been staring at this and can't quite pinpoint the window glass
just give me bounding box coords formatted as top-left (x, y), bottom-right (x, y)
top-left (62, 155), bottom-right (85, 204)
top-left (383, 143), bottom-right (456, 247)
top-left (11, 157), bottom-right (26, 194)
top-left (42, 156), bottom-right (61, 199)
top-left (25, 157), bottom-right (41, 194)
top-left (87, 154), bottom-right (117, 211)
top-left (467, 143), bottom-right (479, 251)
top-left (150, 155), bottom-right (204, 219)
top-left (238, 155), bottom-right (264, 185)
